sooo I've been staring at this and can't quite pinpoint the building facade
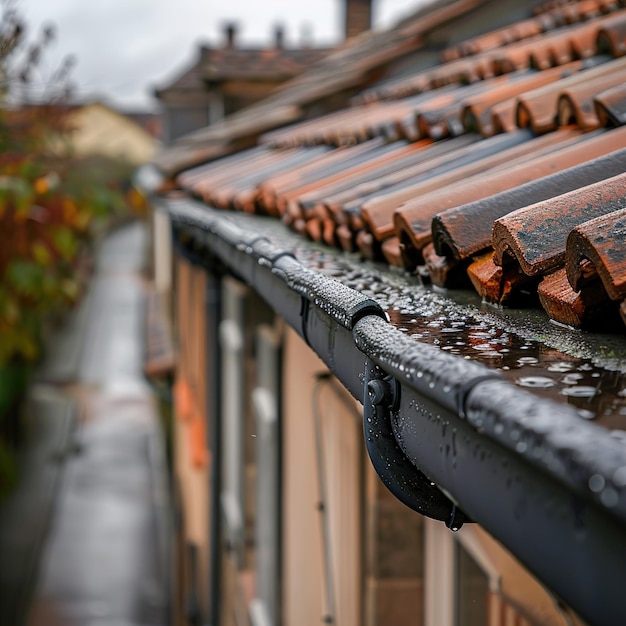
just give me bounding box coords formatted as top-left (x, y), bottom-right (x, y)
top-left (145, 1), bottom-right (626, 624)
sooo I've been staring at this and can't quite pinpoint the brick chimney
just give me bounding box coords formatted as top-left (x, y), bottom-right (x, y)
top-left (223, 22), bottom-right (237, 48)
top-left (345, 0), bottom-right (372, 39)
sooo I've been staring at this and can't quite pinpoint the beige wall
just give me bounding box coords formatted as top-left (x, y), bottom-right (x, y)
top-left (173, 259), bottom-right (210, 621)
top-left (468, 526), bottom-right (589, 626)
top-left (283, 327), bottom-right (364, 626)
top-left (282, 328), bottom-right (327, 625)
top-left (69, 103), bottom-right (158, 165)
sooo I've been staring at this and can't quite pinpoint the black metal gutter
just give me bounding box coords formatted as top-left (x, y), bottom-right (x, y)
top-left (161, 196), bottom-right (626, 626)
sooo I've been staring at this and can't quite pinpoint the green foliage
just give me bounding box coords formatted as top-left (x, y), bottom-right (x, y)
top-left (0, 4), bottom-right (138, 369)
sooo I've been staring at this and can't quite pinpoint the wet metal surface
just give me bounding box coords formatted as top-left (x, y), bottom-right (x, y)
top-left (28, 222), bottom-right (167, 626)
top-left (168, 200), bottom-right (626, 624)
top-left (228, 212), bottom-right (626, 428)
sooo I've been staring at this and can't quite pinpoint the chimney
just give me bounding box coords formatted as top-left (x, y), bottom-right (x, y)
top-left (300, 23), bottom-right (313, 48)
top-left (344, 0), bottom-right (372, 39)
top-left (274, 24), bottom-right (285, 49)
top-left (223, 22), bottom-right (237, 48)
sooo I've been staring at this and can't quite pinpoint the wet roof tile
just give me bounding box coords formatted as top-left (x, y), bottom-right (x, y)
top-left (257, 141), bottom-right (381, 213)
top-left (160, 3), bottom-right (626, 332)
top-left (594, 82), bottom-right (626, 126)
top-left (191, 147), bottom-right (327, 208)
top-left (394, 127), bottom-right (626, 267)
top-left (515, 54), bottom-right (614, 132)
top-left (322, 135), bottom-right (485, 217)
top-left (267, 140), bottom-right (391, 213)
top-left (432, 135), bottom-right (626, 262)
top-left (358, 137), bottom-right (515, 227)
top-left (177, 145), bottom-right (272, 190)
top-left (443, 17), bottom-right (546, 59)
top-left (491, 171), bottom-right (626, 277)
top-left (537, 267), bottom-right (611, 327)
top-left (293, 140), bottom-right (433, 217)
top-left (566, 207), bottom-right (626, 301)
top-left (352, 130), bottom-right (543, 240)
top-left (460, 64), bottom-right (591, 135)
top-left (467, 250), bottom-right (534, 303)
top-left (596, 8), bottom-right (626, 55)
top-left (556, 63), bottom-right (626, 128)
top-left (201, 46), bottom-right (331, 82)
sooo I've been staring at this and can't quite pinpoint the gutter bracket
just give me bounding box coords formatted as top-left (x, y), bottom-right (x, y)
top-left (363, 361), bottom-right (470, 530)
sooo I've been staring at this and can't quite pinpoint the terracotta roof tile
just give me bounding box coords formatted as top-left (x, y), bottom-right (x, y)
top-left (201, 46), bottom-right (330, 82)
top-left (268, 139), bottom-right (388, 213)
top-left (262, 100), bottom-right (418, 146)
top-left (360, 129), bottom-right (578, 245)
top-left (515, 55), bottom-right (616, 132)
top-left (596, 8), bottom-right (626, 55)
top-left (566, 207), bottom-right (626, 301)
top-left (180, 145), bottom-right (284, 191)
top-left (443, 17), bottom-right (546, 59)
top-left (395, 126), bottom-right (626, 268)
top-left (189, 147), bottom-right (327, 208)
top-left (159, 4), bottom-right (626, 332)
top-left (381, 236), bottom-right (403, 266)
top-left (294, 140), bottom-right (433, 218)
top-left (414, 80), bottom-right (497, 138)
top-left (491, 171), bottom-right (626, 279)
top-left (257, 141), bottom-right (380, 213)
top-left (341, 131), bottom-right (528, 236)
top-left (322, 135), bottom-right (484, 220)
top-left (537, 267), bottom-right (610, 327)
top-left (467, 250), bottom-right (534, 303)
top-left (444, 0), bottom-right (619, 61)
top-left (280, 140), bottom-right (411, 219)
top-left (594, 82), bottom-right (626, 125)
top-left (556, 64), bottom-right (626, 128)
top-left (460, 64), bottom-right (590, 135)
top-left (432, 134), bottom-right (626, 262)
top-left (494, 10), bottom-right (626, 73)
top-left (177, 145), bottom-right (272, 190)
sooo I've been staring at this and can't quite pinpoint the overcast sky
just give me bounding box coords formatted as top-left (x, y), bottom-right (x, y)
top-left (15, 0), bottom-right (424, 111)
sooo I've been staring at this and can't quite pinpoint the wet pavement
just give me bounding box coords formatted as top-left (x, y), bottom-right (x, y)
top-left (27, 222), bottom-right (168, 626)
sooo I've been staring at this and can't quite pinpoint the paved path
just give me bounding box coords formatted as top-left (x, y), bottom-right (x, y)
top-left (28, 222), bottom-right (168, 626)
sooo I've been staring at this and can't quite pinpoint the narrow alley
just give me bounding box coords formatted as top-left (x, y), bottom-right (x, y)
top-left (27, 222), bottom-right (169, 626)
